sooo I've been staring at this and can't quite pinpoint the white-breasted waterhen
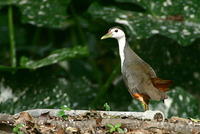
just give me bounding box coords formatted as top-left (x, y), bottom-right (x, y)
top-left (101, 26), bottom-right (173, 111)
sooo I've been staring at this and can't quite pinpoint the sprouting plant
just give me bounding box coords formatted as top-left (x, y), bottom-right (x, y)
top-left (103, 103), bottom-right (110, 111)
top-left (13, 123), bottom-right (23, 134)
top-left (190, 118), bottom-right (200, 122)
top-left (106, 123), bottom-right (124, 133)
top-left (58, 105), bottom-right (71, 120)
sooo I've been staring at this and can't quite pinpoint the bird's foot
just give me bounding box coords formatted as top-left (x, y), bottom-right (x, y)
top-left (132, 93), bottom-right (150, 111)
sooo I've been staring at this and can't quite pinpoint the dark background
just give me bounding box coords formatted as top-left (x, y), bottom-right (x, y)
top-left (0, 0), bottom-right (199, 118)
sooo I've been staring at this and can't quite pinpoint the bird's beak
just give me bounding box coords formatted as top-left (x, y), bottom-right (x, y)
top-left (101, 31), bottom-right (112, 40)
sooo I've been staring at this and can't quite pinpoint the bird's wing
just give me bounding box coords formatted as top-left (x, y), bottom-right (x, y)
top-left (124, 62), bottom-right (168, 101)
top-left (139, 73), bottom-right (168, 101)
top-left (140, 62), bottom-right (171, 100)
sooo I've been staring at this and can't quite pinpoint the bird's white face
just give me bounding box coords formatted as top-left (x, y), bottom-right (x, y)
top-left (101, 27), bottom-right (125, 40)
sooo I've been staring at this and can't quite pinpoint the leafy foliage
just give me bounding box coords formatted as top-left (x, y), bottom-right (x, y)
top-left (0, 0), bottom-right (70, 28)
top-left (58, 105), bottom-right (71, 120)
top-left (13, 123), bottom-right (23, 134)
top-left (16, 0), bottom-right (70, 28)
top-left (20, 46), bottom-right (88, 69)
top-left (103, 103), bottom-right (111, 111)
top-left (88, 1), bottom-right (200, 46)
top-left (0, 0), bottom-right (17, 6)
top-left (61, 105), bottom-right (71, 111)
top-left (0, 0), bottom-right (200, 119)
top-left (107, 123), bottom-right (124, 133)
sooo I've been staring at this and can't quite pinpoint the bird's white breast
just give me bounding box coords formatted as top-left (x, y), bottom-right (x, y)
top-left (117, 37), bottom-right (126, 68)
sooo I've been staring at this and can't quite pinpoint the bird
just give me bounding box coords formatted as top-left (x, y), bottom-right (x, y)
top-left (101, 26), bottom-right (173, 111)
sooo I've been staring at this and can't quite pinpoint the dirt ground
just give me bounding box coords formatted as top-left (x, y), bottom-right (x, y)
top-left (0, 109), bottom-right (200, 134)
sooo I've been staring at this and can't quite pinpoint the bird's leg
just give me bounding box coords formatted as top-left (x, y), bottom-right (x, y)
top-left (133, 93), bottom-right (150, 111)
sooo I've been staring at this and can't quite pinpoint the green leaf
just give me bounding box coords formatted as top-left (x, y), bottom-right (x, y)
top-left (18, 131), bottom-right (24, 134)
top-left (15, 0), bottom-right (70, 28)
top-left (110, 127), bottom-right (115, 133)
top-left (117, 128), bottom-right (124, 133)
top-left (103, 103), bottom-right (110, 111)
top-left (88, 2), bottom-right (200, 46)
top-left (13, 127), bottom-right (19, 133)
top-left (107, 124), bottom-right (116, 133)
top-left (0, 67), bottom-right (99, 115)
top-left (17, 124), bottom-right (23, 127)
top-left (58, 106), bottom-right (70, 119)
top-left (64, 107), bottom-right (71, 111)
top-left (61, 105), bottom-right (71, 111)
top-left (106, 124), bottom-right (114, 129)
top-left (0, 0), bottom-right (17, 6)
top-left (20, 46), bottom-right (89, 69)
top-left (58, 110), bottom-right (65, 117)
top-left (115, 123), bottom-right (121, 128)
top-left (61, 105), bottom-right (67, 109)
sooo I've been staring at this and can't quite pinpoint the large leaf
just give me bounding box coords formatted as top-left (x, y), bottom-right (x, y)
top-left (0, 0), bottom-right (17, 6)
top-left (0, 0), bottom-right (70, 28)
top-left (16, 0), bottom-right (70, 28)
top-left (88, 1), bottom-right (200, 46)
top-left (20, 46), bottom-right (89, 69)
top-left (164, 87), bottom-right (200, 118)
top-left (0, 66), bottom-right (98, 114)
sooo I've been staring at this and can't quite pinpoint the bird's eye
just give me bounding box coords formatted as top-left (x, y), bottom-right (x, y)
top-left (115, 29), bottom-right (118, 32)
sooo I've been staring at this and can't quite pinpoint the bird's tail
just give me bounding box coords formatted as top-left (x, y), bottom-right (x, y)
top-left (151, 77), bottom-right (173, 92)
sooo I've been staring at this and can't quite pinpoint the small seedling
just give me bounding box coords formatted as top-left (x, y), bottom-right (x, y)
top-left (103, 103), bottom-right (110, 111)
top-left (13, 123), bottom-right (23, 134)
top-left (106, 123), bottom-right (124, 133)
top-left (190, 118), bottom-right (200, 122)
top-left (58, 105), bottom-right (71, 120)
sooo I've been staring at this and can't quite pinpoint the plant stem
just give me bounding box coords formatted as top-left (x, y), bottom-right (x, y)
top-left (69, 3), bottom-right (86, 45)
top-left (8, 6), bottom-right (16, 67)
top-left (70, 27), bottom-right (78, 46)
top-left (90, 60), bottom-right (103, 87)
top-left (91, 64), bottom-right (121, 108)
top-left (31, 28), bottom-right (41, 46)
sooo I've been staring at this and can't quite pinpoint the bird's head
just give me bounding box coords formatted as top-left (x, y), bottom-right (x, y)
top-left (101, 26), bottom-right (125, 40)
